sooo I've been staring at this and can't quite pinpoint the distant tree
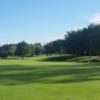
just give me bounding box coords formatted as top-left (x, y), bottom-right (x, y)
top-left (53, 39), bottom-right (66, 55)
top-left (8, 44), bottom-right (16, 56)
top-left (28, 44), bottom-right (35, 56)
top-left (34, 43), bottom-right (44, 56)
top-left (0, 44), bottom-right (9, 58)
top-left (44, 42), bottom-right (54, 54)
top-left (65, 24), bottom-right (100, 56)
top-left (44, 39), bottom-right (66, 55)
top-left (16, 41), bottom-right (30, 59)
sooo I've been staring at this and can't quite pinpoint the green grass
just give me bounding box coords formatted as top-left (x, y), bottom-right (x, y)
top-left (42, 55), bottom-right (100, 62)
top-left (0, 56), bottom-right (100, 100)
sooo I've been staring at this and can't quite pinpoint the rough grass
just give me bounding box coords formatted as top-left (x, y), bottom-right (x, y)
top-left (68, 56), bottom-right (100, 62)
top-left (0, 56), bottom-right (100, 100)
top-left (42, 55), bottom-right (100, 62)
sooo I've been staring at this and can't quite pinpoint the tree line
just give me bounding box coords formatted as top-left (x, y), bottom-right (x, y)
top-left (0, 24), bottom-right (100, 59)
top-left (0, 42), bottom-right (44, 59)
top-left (65, 24), bottom-right (100, 56)
top-left (44, 24), bottom-right (100, 56)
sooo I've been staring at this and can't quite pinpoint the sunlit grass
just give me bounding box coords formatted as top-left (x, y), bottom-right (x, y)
top-left (0, 56), bottom-right (100, 100)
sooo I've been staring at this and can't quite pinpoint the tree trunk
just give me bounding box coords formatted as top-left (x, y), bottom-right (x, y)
top-left (22, 56), bottom-right (24, 60)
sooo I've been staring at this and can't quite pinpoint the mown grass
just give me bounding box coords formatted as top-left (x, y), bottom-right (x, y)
top-left (0, 56), bottom-right (100, 100)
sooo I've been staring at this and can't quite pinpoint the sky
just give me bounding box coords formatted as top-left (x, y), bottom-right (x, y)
top-left (0, 0), bottom-right (100, 44)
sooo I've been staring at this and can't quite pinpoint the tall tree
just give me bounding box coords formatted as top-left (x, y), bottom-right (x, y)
top-left (28, 44), bottom-right (35, 56)
top-left (16, 41), bottom-right (30, 59)
top-left (8, 44), bottom-right (17, 56)
top-left (65, 24), bottom-right (100, 56)
top-left (44, 39), bottom-right (66, 55)
top-left (0, 44), bottom-right (9, 58)
top-left (34, 43), bottom-right (44, 56)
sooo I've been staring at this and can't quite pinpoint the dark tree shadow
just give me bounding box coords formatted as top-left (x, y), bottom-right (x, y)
top-left (40, 55), bottom-right (100, 62)
top-left (0, 63), bottom-right (100, 86)
top-left (40, 55), bottom-right (77, 62)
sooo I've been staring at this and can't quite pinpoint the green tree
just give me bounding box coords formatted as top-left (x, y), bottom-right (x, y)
top-left (8, 44), bottom-right (16, 56)
top-left (44, 39), bottom-right (66, 55)
top-left (34, 43), bottom-right (44, 56)
top-left (16, 41), bottom-right (30, 59)
top-left (28, 44), bottom-right (35, 56)
top-left (0, 44), bottom-right (9, 58)
top-left (65, 24), bottom-right (100, 56)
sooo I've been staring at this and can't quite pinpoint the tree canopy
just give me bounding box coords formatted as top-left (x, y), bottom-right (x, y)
top-left (0, 24), bottom-right (100, 58)
top-left (65, 24), bottom-right (100, 56)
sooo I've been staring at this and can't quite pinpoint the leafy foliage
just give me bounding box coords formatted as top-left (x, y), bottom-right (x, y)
top-left (16, 41), bottom-right (31, 58)
top-left (44, 39), bottom-right (66, 55)
top-left (65, 24), bottom-right (100, 56)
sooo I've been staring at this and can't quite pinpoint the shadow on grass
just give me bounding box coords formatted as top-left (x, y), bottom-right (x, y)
top-left (40, 55), bottom-right (100, 62)
top-left (40, 55), bottom-right (77, 62)
top-left (0, 63), bottom-right (100, 85)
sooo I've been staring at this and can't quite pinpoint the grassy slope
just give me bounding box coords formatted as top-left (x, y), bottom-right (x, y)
top-left (41, 55), bottom-right (100, 62)
top-left (0, 56), bottom-right (100, 100)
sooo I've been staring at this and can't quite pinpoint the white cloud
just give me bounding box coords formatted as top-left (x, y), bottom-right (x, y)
top-left (89, 13), bottom-right (100, 24)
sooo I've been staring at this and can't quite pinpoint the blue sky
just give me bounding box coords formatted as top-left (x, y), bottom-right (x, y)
top-left (0, 0), bottom-right (100, 44)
